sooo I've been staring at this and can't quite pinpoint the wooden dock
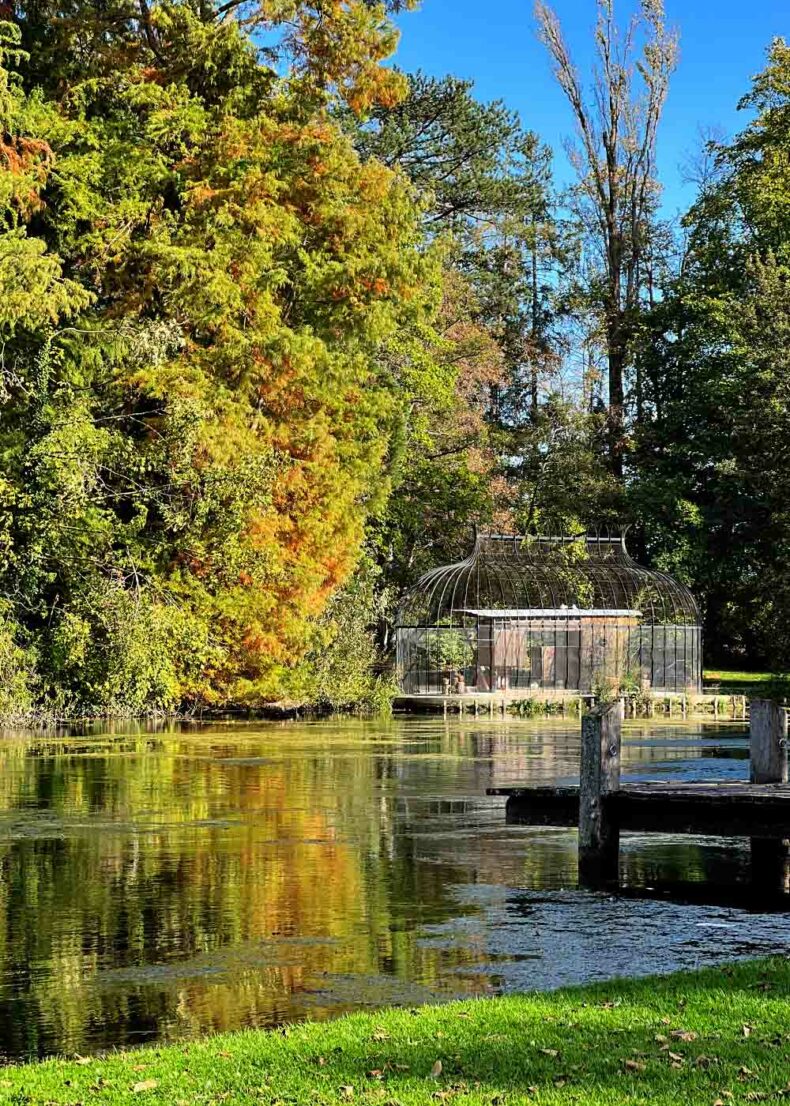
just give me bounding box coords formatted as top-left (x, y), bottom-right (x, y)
top-left (487, 698), bottom-right (790, 891)
top-left (488, 781), bottom-right (790, 837)
top-left (395, 690), bottom-right (749, 720)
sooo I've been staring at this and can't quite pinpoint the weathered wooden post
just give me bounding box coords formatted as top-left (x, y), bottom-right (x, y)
top-left (750, 699), bottom-right (788, 784)
top-left (749, 699), bottom-right (790, 894)
top-left (579, 698), bottom-right (624, 888)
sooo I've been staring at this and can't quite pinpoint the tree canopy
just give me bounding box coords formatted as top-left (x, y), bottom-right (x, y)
top-left (2, 1), bottom-right (790, 715)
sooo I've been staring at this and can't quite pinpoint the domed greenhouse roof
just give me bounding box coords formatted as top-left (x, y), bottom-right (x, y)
top-left (396, 532), bottom-right (700, 628)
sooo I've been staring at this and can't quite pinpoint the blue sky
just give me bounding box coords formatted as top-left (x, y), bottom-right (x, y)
top-left (392, 0), bottom-right (789, 217)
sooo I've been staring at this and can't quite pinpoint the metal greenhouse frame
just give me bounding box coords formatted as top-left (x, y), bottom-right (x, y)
top-left (395, 532), bottom-right (702, 696)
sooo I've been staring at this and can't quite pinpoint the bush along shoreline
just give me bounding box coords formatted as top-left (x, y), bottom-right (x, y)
top-left (2, 958), bottom-right (789, 1105)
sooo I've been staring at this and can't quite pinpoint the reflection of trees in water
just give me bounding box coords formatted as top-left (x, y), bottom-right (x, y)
top-left (0, 724), bottom-right (533, 1059)
top-left (0, 719), bottom-right (732, 1060)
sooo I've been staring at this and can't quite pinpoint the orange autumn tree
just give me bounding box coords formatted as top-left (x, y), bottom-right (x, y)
top-left (0, 3), bottom-right (438, 710)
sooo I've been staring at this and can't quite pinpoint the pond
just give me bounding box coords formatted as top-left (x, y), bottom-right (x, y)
top-left (0, 716), bottom-right (788, 1062)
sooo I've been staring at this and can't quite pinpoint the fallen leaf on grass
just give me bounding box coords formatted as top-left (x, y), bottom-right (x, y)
top-left (431, 1060), bottom-right (443, 1079)
top-left (668, 1052), bottom-right (684, 1063)
top-left (624, 1060), bottom-right (646, 1073)
top-left (671, 1030), bottom-right (698, 1042)
top-left (132, 1079), bottom-right (159, 1093)
top-left (539, 1049), bottom-right (558, 1058)
top-left (340, 1086), bottom-right (354, 1100)
top-left (742, 1025), bottom-right (753, 1038)
top-left (74, 1056), bottom-right (92, 1066)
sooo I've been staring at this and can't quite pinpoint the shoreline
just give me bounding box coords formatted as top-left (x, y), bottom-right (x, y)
top-left (2, 957), bottom-right (788, 1104)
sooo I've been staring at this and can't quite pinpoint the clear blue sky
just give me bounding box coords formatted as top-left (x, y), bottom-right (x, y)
top-left (392, 0), bottom-right (789, 217)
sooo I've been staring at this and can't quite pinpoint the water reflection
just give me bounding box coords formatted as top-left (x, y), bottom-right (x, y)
top-left (0, 717), bottom-right (787, 1062)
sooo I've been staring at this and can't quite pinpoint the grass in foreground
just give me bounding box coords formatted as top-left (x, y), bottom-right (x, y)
top-left (3, 959), bottom-right (790, 1105)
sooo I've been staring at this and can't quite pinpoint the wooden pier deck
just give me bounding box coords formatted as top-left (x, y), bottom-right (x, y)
top-left (489, 781), bottom-right (790, 837)
top-left (486, 697), bottom-right (790, 891)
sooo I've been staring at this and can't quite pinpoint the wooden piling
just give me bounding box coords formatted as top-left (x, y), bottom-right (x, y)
top-left (579, 699), bottom-right (623, 888)
top-left (750, 699), bottom-right (788, 784)
top-left (749, 698), bottom-right (790, 893)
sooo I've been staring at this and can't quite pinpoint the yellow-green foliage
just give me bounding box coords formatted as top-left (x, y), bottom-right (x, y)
top-left (0, 4), bottom-right (440, 713)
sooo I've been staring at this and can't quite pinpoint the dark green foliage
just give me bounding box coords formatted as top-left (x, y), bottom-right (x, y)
top-left (632, 39), bottom-right (790, 668)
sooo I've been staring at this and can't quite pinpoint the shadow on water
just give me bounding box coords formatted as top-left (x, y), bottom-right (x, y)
top-left (0, 716), bottom-right (787, 1062)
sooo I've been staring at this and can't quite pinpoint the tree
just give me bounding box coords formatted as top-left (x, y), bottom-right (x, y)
top-left (357, 72), bottom-right (548, 232)
top-left (360, 72), bottom-right (561, 418)
top-left (632, 39), bottom-right (790, 667)
top-left (358, 73), bottom-right (574, 570)
top-left (0, 5), bottom-right (440, 711)
top-left (13, 0), bottom-right (409, 114)
top-left (536, 0), bottom-right (677, 477)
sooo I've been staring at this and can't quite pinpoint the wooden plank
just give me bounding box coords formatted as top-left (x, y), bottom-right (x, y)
top-left (612, 787), bottom-right (790, 838)
top-left (501, 787), bottom-right (579, 827)
top-left (492, 781), bottom-right (790, 837)
top-left (490, 782), bottom-right (790, 799)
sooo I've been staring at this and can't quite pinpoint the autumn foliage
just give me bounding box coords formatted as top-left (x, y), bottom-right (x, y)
top-left (0, 3), bottom-right (437, 710)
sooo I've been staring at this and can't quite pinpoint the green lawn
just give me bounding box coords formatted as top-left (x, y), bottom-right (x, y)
top-left (704, 669), bottom-right (790, 695)
top-left (3, 958), bottom-right (790, 1105)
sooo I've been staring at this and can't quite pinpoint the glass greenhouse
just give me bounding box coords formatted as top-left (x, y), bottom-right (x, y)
top-left (395, 532), bottom-right (702, 696)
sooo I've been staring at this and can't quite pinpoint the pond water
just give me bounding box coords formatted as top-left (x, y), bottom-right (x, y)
top-left (0, 716), bottom-right (789, 1062)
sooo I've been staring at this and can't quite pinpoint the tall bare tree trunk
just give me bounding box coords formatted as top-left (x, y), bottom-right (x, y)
top-left (530, 213), bottom-right (540, 416)
top-left (535, 0), bottom-right (677, 481)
